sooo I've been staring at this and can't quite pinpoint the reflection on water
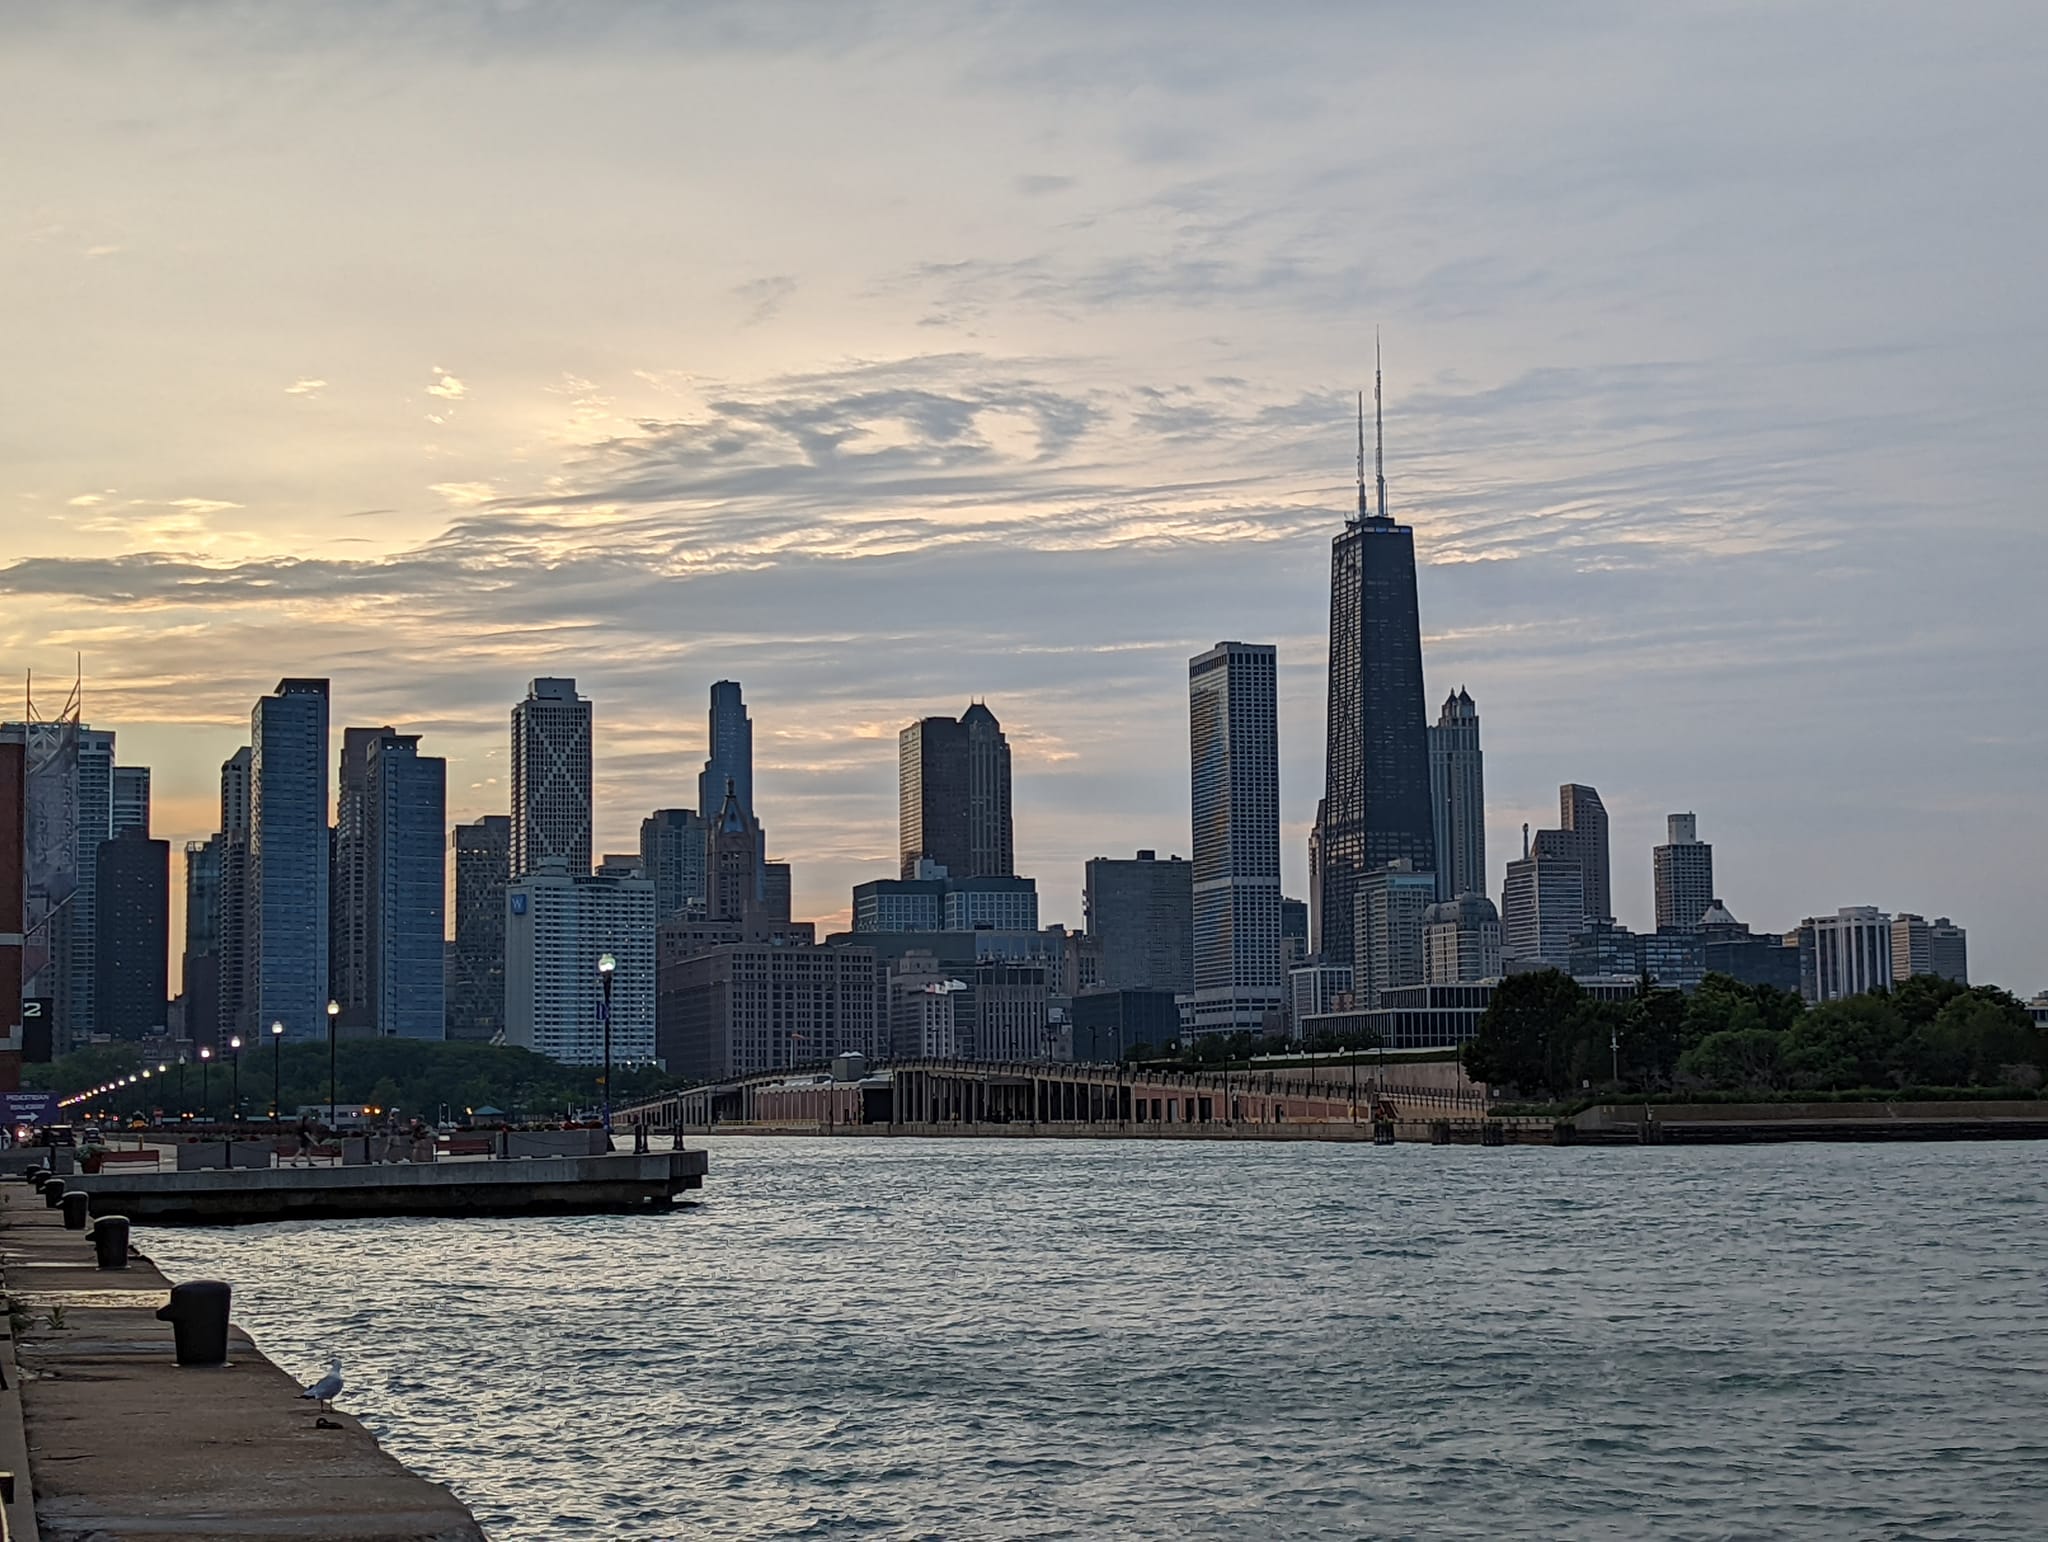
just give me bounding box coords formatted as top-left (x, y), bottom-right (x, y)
top-left (145, 1137), bottom-right (2048, 1540)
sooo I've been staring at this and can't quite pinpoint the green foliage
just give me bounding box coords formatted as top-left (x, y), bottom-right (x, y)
top-left (25, 1038), bottom-right (684, 1124)
top-left (1464, 969), bottom-right (2042, 1102)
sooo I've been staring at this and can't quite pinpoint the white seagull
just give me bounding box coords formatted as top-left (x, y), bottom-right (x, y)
top-left (301, 1355), bottom-right (344, 1412)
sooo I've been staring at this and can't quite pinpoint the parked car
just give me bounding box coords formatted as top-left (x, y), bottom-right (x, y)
top-left (38, 1125), bottom-right (77, 1147)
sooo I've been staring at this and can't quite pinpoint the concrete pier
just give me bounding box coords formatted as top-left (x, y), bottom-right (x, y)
top-left (71, 1148), bottom-right (707, 1224)
top-left (0, 1185), bottom-right (485, 1541)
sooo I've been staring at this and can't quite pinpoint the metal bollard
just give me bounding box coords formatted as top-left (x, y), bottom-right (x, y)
top-left (89, 1215), bottom-right (131, 1270)
top-left (43, 1180), bottom-right (67, 1208)
top-left (61, 1190), bottom-right (91, 1230)
top-left (156, 1280), bottom-right (232, 1366)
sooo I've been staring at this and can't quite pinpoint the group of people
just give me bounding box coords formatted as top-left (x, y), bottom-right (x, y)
top-left (289, 1114), bottom-right (437, 1166)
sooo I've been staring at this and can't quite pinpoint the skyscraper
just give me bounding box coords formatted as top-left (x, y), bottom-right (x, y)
top-left (899, 705), bottom-right (1014, 880)
top-left (0, 726), bottom-right (26, 1074)
top-left (364, 732), bottom-right (446, 1039)
top-left (1428, 688), bottom-right (1485, 902)
top-left (640, 808), bottom-right (707, 920)
top-left (1653, 813), bottom-right (1715, 931)
top-left (1424, 893), bottom-right (1504, 984)
top-left (249, 679), bottom-right (330, 1040)
top-left (510, 677), bottom-right (592, 880)
top-left (1188, 641), bottom-right (1283, 1036)
top-left (708, 779), bottom-right (762, 925)
top-left (1556, 784), bottom-right (1611, 924)
top-left (94, 824), bottom-right (168, 1039)
top-left (449, 815), bottom-right (511, 1043)
top-left (54, 727), bottom-right (115, 1043)
top-left (1083, 850), bottom-right (1195, 994)
top-left (330, 725), bottom-right (394, 1032)
top-left (111, 765), bottom-right (151, 835)
top-left (216, 747), bottom-right (251, 1044)
top-left (1501, 826), bottom-right (1585, 970)
top-left (504, 859), bottom-right (657, 1066)
top-left (181, 834), bottom-right (223, 1050)
top-left (1318, 355), bottom-right (1435, 965)
top-left (697, 680), bottom-right (754, 830)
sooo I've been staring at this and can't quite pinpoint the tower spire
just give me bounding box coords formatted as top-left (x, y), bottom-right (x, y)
top-left (1355, 391), bottom-right (1368, 521)
top-left (1374, 329), bottom-right (1387, 521)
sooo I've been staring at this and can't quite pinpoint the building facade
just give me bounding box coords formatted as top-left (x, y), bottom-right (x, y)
top-left (1424, 893), bottom-right (1503, 985)
top-left (504, 860), bottom-right (656, 1065)
top-left (658, 942), bottom-right (882, 1082)
top-left (1555, 784), bottom-right (1611, 925)
top-left (639, 808), bottom-right (707, 920)
top-left (449, 815), bottom-right (511, 1043)
top-left (249, 679), bottom-right (330, 1040)
top-left (898, 704), bottom-right (1013, 880)
top-left (329, 725), bottom-right (392, 1033)
top-left (1428, 688), bottom-right (1485, 903)
top-left (111, 765), bottom-right (150, 835)
top-left (364, 732), bottom-right (445, 1039)
top-left (1317, 374), bottom-right (1435, 965)
top-left (1355, 859), bottom-right (1437, 1007)
top-left (1653, 813), bottom-right (1715, 931)
top-left (1501, 832), bottom-right (1585, 971)
top-left (1797, 906), bottom-right (1893, 1003)
top-left (1189, 641), bottom-right (1283, 1036)
top-left (1890, 913), bottom-right (1968, 985)
top-left (1083, 849), bottom-right (1194, 994)
top-left (510, 677), bottom-right (592, 880)
top-left (215, 747), bottom-right (252, 1045)
top-left (94, 825), bottom-right (168, 1038)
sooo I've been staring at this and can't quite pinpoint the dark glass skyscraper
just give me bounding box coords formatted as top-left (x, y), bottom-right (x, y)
top-left (1316, 366), bottom-right (1434, 965)
top-left (898, 704), bottom-right (1013, 880)
top-left (364, 732), bottom-right (445, 1040)
top-left (249, 678), bottom-right (330, 1040)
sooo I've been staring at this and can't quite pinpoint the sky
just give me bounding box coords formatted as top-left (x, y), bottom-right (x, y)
top-left (3, 1), bottom-right (2043, 991)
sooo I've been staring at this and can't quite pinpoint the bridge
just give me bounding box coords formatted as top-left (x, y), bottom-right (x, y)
top-left (619, 1057), bottom-right (1489, 1136)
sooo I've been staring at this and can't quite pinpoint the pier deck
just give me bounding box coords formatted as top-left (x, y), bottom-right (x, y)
top-left (0, 1185), bottom-right (485, 1541)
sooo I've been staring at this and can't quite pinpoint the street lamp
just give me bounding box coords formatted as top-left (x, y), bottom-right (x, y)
top-left (326, 999), bottom-right (340, 1128)
top-left (228, 1035), bottom-right (243, 1125)
top-left (176, 1055), bottom-right (187, 1118)
top-left (199, 1046), bottom-right (212, 1121)
top-left (271, 1020), bottom-right (285, 1126)
top-left (597, 953), bottom-right (616, 1136)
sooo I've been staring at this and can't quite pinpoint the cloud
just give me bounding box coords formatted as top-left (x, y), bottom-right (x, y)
top-left (733, 274), bottom-right (797, 326)
top-left (425, 369), bottom-right (466, 400)
top-left (284, 378), bottom-right (327, 396)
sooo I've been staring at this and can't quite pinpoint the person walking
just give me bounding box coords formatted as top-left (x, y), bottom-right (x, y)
top-left (293, 1113), bottom-right (317, 1167)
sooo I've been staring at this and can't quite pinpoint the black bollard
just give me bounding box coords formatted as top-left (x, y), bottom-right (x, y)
top-left (61, 1190), bottom-right (91, 1230)
top-left (25, 1166), bottom-right (48, 1186)
top-left (89, 1216), bottom-right (131, 1270)
top-left (43, 1180), bottom-right (66, 1208)
top-left (156, 1280), bottom-right (232, 1366)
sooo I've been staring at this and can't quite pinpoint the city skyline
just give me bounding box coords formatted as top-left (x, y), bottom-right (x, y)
top-left (2, 4), bottom-right (2040, 989)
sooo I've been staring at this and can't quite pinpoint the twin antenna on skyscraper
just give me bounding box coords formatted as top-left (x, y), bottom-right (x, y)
top-left (1355, 330), bottom-right (1387, 524)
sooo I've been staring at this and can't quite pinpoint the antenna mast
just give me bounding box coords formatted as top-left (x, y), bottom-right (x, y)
top-left (1374, 329), bottom-right (1387, 521)
top-left (1355, 392), bottom-right (1368, 521)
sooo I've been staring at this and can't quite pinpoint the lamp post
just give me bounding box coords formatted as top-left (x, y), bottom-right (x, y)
top-left (271, 1020), bottom-right (285, 1126)
top-left (199, 1047), bottom-right (212, 1121)
top-left (326, 999), bottom-right (340, 1128)
top-left (177, 1055), bottom-right (187, 1118)
top-left (597, 953), bottom-right (616, 1135)
top-left (228, 1035), bottom-right (242, 1126)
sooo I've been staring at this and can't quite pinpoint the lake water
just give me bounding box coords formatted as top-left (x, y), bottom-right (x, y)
top-left (144, 1136), bottom-right (2048, 1540)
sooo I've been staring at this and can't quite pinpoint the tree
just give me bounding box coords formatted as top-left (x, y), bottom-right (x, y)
top-left (1464, 969), bottom-right (1584, 1095)
top-left (1678, 1028), bottom-right (1785, 1091)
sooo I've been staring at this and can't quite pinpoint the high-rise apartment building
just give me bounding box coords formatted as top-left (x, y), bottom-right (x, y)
top-left (215, 747), bottom-right (252, 1044)
top-left (94, 825), bottom-right (168, 1038)
top-left (1555, 784), bottom-right (1611, 924)
top-left (329, 726), bottom-right (393, 1032)
top-left (1501, 827), bottom-right (1585, 970)
top-left (639, 808), bottom-right (707, 920)
top-left (449, 815), bottom-right (511, 1043)
top-left (364, 732), bottom-right (446, 1039)
top-left (1798, 907), bottom-right (1894, 1003)
top-left (52, 727), bottom-right (115, 1044)
top-left (510, 678), bottom-right (592, 880)
top-left (1424, 893), bottom-right (1503, 984)
top-left (657, 942), bottom-right (883, 1082)
top-left (111, 765), bottom-right (151, 835)
top-left (1653, 813), bottom-right (1715, 931)
top-left (249, 679), bottom-right (330, 1040)
top-left (1317, 363), bottom-right (1435, 965)
top-left (1188, 641), bottom-right (1283, 1036)
top-left (1, 727), bottom-right (26, 1074)
top-left (1890, 914), bottom-right (1968, 985)
top-left (1355, 859), bottom-right (1437, 1006)
top-left (697, 681), bottom-right (754, 834)
top-left (1428, 689), bottom-right (1485, 902)
top-left (1281, 896), bottom-right (1310, 967)
top-left (181, 834), bottom-right (223, 1050)
top-left (1083, 850), bottom-right (1194, 994)
top-left (504, 859), bottom-right (656, 1065)
top-left (899, 704), bottom-right (1013, 880)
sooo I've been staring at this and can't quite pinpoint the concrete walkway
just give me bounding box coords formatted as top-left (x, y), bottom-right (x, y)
top-left (0, 1184), bottom-right (484, 1542)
